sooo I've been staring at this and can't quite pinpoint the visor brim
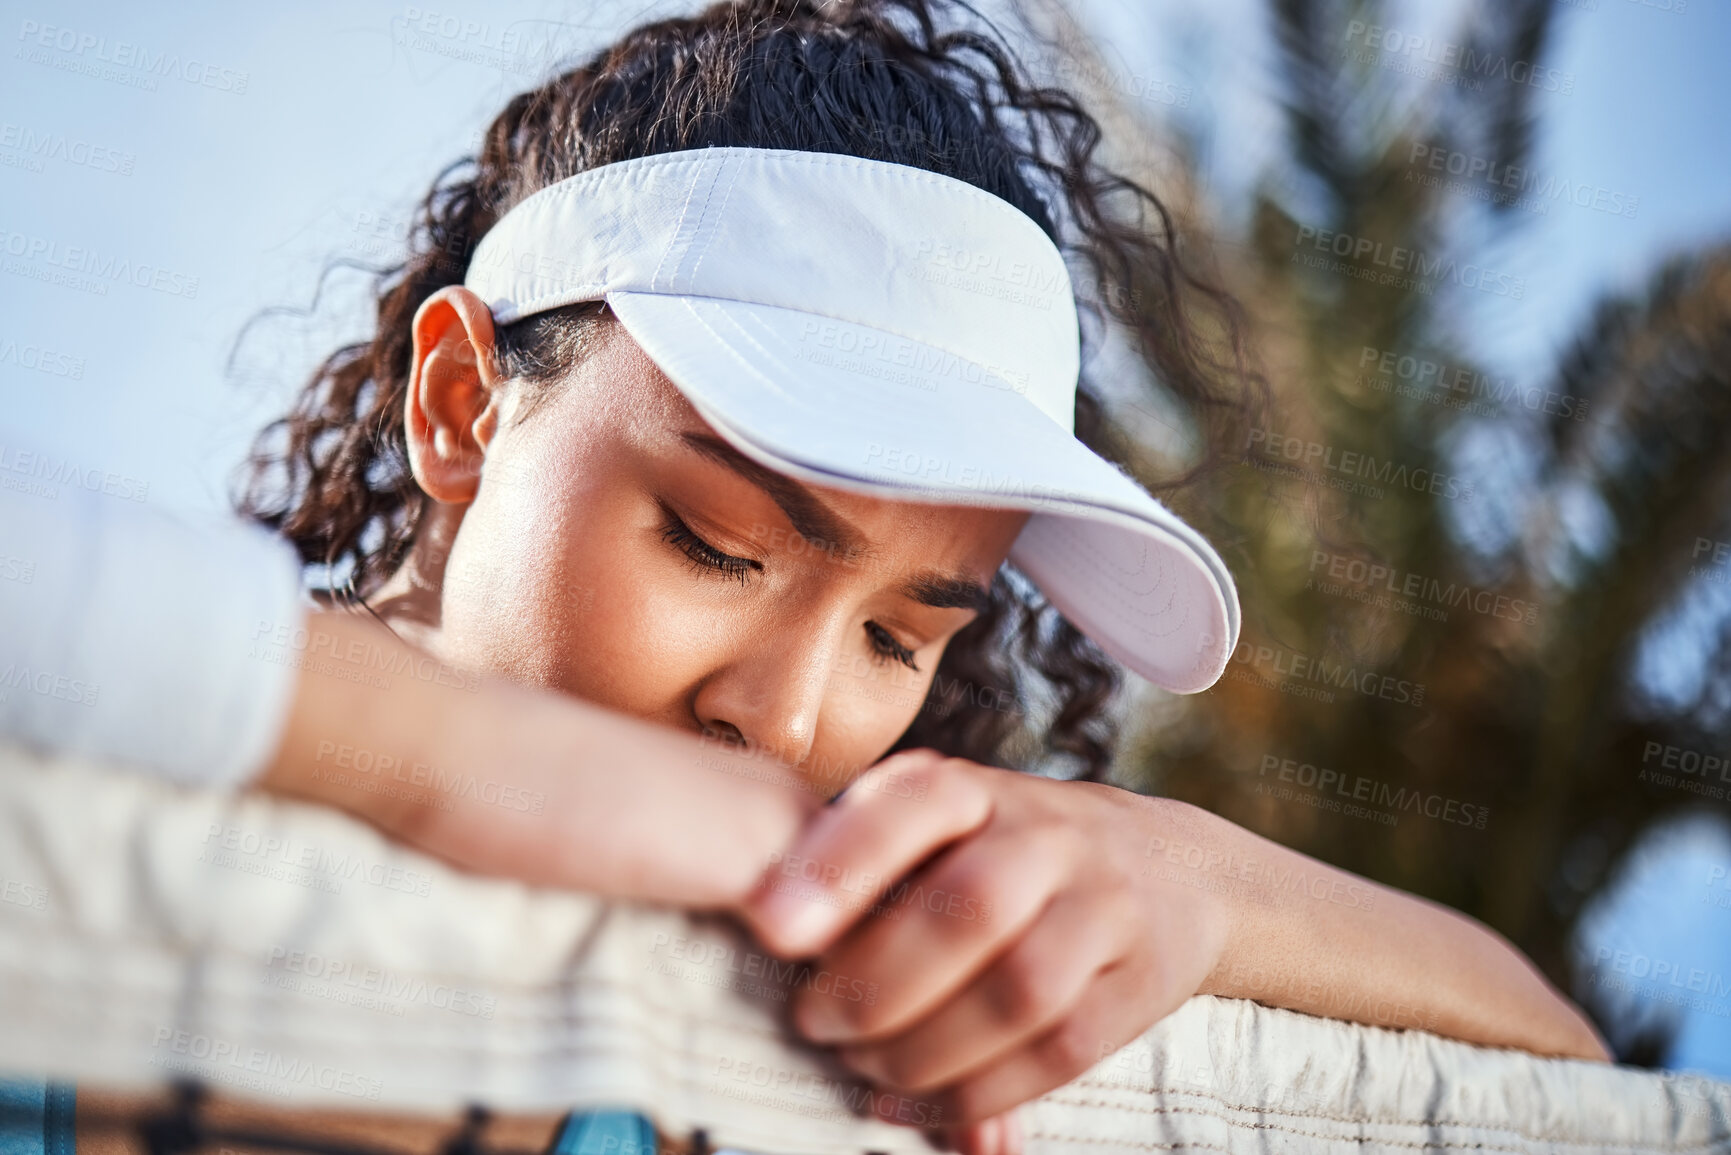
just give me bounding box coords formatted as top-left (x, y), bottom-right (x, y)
top-left (606, 290), bottom-right (1240, 693)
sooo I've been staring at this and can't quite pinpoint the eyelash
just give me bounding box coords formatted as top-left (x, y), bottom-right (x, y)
top-left (865, 621), bottom-right (920, 671)
top-left (658, 507), bottom-right (921, 671)
top-left (660, 509), bottom-right (759, 585)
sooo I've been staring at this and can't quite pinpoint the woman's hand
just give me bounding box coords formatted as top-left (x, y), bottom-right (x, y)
top-left (256, 610), bottom-right (821, 909)
top-left (737, 748), bottom-right (1233, 1152)
top-left (737, 747), bottom-right (1609, 1155)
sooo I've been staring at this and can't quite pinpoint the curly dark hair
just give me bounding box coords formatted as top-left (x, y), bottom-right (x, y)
top-left (236, 0), bottom-right (1261, 784)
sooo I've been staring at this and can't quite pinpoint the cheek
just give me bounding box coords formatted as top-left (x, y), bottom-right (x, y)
top-left (813, 656), bottom-right (936, 772)
top-left (436, 478), bottom-right (745, 713)
top-left (436, 497), bottom-right (585, 685)
top-left (436, 436), bottom-right (616, 681)
top-left (562, 562), bottom-right (746, 709)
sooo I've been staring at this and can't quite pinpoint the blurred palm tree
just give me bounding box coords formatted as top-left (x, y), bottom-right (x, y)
top-left (1028, 0), bottom-right (1731, 1060)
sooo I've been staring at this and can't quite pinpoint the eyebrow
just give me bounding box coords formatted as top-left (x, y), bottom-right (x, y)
top-left (679, 431), bottom-right (992, 614)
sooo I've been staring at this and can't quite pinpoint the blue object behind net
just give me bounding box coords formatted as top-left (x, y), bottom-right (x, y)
top-left (0, 1078), bottom-right (75, 1155)
top-left (0, 1078), bottom-right (672, 1155)
top-left (546, 1110), bottom-right (659, 1155)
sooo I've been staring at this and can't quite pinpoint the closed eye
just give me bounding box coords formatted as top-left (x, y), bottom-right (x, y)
top-left (659, 503), bottom-right (760, 585)
top-left (865, 620), bottom-right (919, 671)
top-left (659, 499), bottom-right (922, 671)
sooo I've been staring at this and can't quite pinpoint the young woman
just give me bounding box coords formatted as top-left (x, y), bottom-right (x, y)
top-left (233, 0), bottom-right (1608, 1152)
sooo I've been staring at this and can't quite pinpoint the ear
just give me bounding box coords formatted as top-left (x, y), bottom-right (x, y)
top-left (404, 285), bottom-right (509, 505)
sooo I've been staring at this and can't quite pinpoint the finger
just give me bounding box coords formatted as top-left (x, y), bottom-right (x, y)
top-left (741, 751), bottom-right (993, 957)
top-left (954, 1114), bottom-right (999, 1155)
top-left (925, 961), bottom-right (1170, 1126)
top-left (944, 1107), bottom-right (1021, 1155)
top-left (795, 823), bottom-right (1067, 1044)
top-left (839, 886), bottom-right (1133, 1092)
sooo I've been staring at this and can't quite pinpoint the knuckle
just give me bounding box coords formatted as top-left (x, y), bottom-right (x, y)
top-left (918, 756), bottom-right (989, 808)
top-left (872, 1045), bottom-right (939, 1091)
top-left (947, 789), bottom-right (997, 835)
top-left (1034, 1016), bottom-right (1102, 1078)
top-left (985, 948), bottom-right (1056, 1027)
top-left (798, 983), bottom-right (875, 1036)
top-left (942, 1083), bottom-right (995, 1126)
top-left (870, 747), bottom-right (944, 781)
top-left (1098, 881), bottom-right (1143, 928)
top-left (1026, 817), bottom-right (1079, 862)
top-left (893, 758), bottom-right (946, 801)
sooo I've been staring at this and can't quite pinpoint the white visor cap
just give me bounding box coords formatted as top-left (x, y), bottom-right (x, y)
top-left (464, 147), bottom-right (1240, 692)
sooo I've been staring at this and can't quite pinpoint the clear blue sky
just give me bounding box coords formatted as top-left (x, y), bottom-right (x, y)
top-left (4, 0), bottom-right (1728, 1076)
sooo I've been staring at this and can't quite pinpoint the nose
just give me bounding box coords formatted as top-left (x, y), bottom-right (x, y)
top-left (692, 614), bottom-right (844, 770)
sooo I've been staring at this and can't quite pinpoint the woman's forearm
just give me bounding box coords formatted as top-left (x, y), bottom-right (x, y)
top-left (256, 610), bottom-right (819, 908)
top-left (1149, 799), bottom-right (1610, 1060)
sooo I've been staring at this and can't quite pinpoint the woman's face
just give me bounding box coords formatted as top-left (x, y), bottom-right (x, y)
top-left (403, 309), bottom-right (1030, 796)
